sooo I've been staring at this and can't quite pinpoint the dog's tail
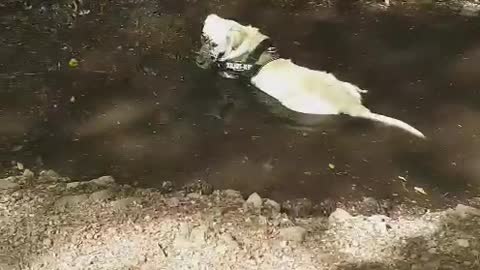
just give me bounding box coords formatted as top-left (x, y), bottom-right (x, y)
top-left (355, 109), bottom-right (426, 139)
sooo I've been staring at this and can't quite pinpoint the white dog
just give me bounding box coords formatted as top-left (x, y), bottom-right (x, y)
top-left (195, 14), bottom-right (425, 138)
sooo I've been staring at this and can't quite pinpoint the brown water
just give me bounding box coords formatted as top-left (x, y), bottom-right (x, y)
top-left (1, 0), bottom-right (480, 207)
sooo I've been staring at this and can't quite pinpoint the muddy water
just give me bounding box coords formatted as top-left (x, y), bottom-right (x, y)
top-left (1, 0), bottom-right (480, 206)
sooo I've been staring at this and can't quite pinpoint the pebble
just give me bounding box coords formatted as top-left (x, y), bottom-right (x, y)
top-left (166, 197), bottom-right (180, 207)
top-left (223, 189), bottom-right (243, 199)
top-left (23, 169), bottom-right (34, 180)
top-left (281, 198), bottom-right (313, 218)
top-left (160, 181), bottom-right (174, 193)
top-left (245, 192), bottom-right (263, 209)
top-left (453, 204), bottom-right (480, 218)
top-left (16, 162), bottom-right (24, 170)
top-left (0, 178), bottom-right (19, 190)
top-left (278, 226), bottom-right (307, 242)
top-left (183, 179), bottom-right (214, 195)
top-left (264, 199), bottom-right (281, 215)
top-left (54, 194), bottom-right (89, 209)
top-left (190, 225), bottom-right (208, 245)
top-left (177, 223), bottom-right (192, 239)
top-left (112, 197), bottom-right (140, 211)
top-left (66, 182), bottom-right (83, 190)
top-left (187, 192), bottom-right (202, 199)
top-left (43, 238), bottom-right (53, 247)
top-left (89, 176), bottom-right (115, 187)
top-left (39, 170), bottom-right (60, 182)
top-left (328, 208), bottom-right (352, 224)
top-left (89, 189), bottom-right (115, 201)
top-left (220, 233), bottom-right (239, 249)
top-left (358, 197), bottom-right (382, 215)
top-left (456, 239), bottom-right (470, 248)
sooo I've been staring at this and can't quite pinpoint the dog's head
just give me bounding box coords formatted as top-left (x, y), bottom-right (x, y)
top-left (195, 14), bottom-right (265, 69)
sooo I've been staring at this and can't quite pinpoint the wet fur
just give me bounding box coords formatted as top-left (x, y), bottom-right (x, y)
top-left (197, 14), bottom-right (426, 139)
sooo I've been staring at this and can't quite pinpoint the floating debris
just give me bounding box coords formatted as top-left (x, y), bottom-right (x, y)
top-left (414, 186), bottom-right (427, 195)
top-left (16, 162), bottom-right (24, 171)
top-left (328, 163), bottom-right (335, 170)
top-left (68, 58), bottom-right (79, 68)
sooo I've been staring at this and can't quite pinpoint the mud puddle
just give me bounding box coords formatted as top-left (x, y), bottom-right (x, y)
top-left (1, 0), bottom-right (480, 208)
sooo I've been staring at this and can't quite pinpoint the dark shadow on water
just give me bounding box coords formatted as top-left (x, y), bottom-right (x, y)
top-left (1, 0), bottom-right (480, 207)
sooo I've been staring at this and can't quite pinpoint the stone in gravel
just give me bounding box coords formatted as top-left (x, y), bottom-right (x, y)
top-left (456, 239), bottom-right (470, 248)
top-left (452, 204), bottom-right (480, 218)
top-left (111, 197), bottom-right (140, 211)
top-left (317, 199), bottom-right (336, 217)
top-left (367, 215), bottom-right (391, 233)
top-left (89, 189), bottom-right (115, 201)
top-left (357, 197), bottom-right (383, 215)
top-left (264, 199), bottom-right (281, 216)
top-left (66, 181), bottom-right (83, 190)
top-left (0, 178), bottom-right (19, 190)
top-left (223, 189), bottom-right (243, 199)
top-left (245, 192), bottom-right (263, 209)
top-left (328, 208), bottom-right (352, 224)
top-left (178, 223), bottom-right (192, 239)
top-left (187, 192), bottom-right (202, 199)
top-left (160, 181), bottom-right (174, 193)
top-left (89, 176), bottom-right (115, 187)
top-left (190, 225), bottom-right (208, 245)
top-left (220, 233), bottom-right (239, 249)
top-left (16, 162), bottom-right (24, 170)
top-left (39, 170), bottom-right (61, 183)
top-left (278, 226), bottom-right (307, 242)
top-left (22, 169), bottom-right (34, 180)
top-left (43, 238), bottom-right (53, 247)
top-left (166, 197), bottom-right (180, 207)
top-left (281, 198), bottom-right (313, 218)
top-left (183, 179), bottom-right (214, 195)
top-left (54, 194), bottom-right (89, 209)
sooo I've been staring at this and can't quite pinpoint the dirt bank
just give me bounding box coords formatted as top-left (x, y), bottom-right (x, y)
top-left (1, 169), bottom-right (480, 269)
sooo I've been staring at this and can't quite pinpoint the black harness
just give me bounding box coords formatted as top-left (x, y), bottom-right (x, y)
top-left (216, 38), bottom-right (279, 79)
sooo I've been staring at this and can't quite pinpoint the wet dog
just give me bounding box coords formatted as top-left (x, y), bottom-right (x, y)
top-left (195, 14), bottom-right (425, 138)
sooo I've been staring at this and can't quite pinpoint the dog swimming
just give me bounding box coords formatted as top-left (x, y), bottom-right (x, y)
top-left (195, 14), bottom-right (426, 139)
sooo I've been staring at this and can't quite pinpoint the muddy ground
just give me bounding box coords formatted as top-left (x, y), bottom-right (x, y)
top-left (1, 0), bottom-right (480, 269)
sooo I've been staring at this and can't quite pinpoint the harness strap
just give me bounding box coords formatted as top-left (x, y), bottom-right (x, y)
top-left (217, 38), bottom-right (279, 79)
